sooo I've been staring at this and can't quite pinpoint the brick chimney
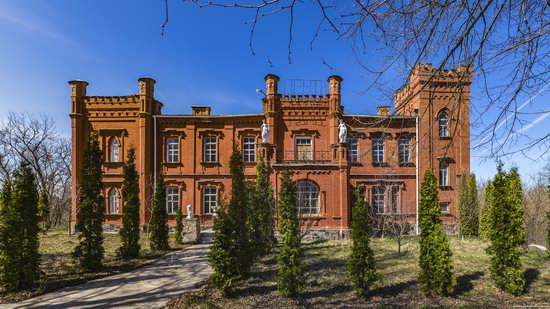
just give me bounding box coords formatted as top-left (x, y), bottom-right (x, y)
top-left (191, 106), bottom-right (211, 116)
top-left (376, 106), bottom-right (391, 116)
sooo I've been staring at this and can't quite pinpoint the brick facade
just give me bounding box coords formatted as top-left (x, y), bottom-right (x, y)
top-left (70, 64), bottom-right (471, 235)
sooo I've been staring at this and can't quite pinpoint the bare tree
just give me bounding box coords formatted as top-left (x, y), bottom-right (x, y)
top-left (0, 112), bottom-right (72, 227)
top-left (164, 0), bottom-right (549, 158)
top-left (524, 171), bottom-right (550, 246)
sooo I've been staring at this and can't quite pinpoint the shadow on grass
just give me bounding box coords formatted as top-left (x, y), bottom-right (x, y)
top-left (369, 279), bottom-right (417, 297)
top-left (524, 268), bottom-right (540, 292)
top-left (454, 271), bottom-right (484, 296)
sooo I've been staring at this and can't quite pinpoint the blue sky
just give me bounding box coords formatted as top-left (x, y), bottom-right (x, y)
top-left (0, 0), bottom-right (548, 182)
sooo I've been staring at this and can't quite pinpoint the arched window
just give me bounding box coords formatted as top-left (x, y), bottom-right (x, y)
top-left (438, 111), bottom-right (449, 137)
top-left (108, 188), bottom-right (119, 214)
top-left (109, 138), bottom-right (120, 162)
top-left (439, 161), bottom-right (449, 186)
top-left (295, 180), bottom-right (320, 215)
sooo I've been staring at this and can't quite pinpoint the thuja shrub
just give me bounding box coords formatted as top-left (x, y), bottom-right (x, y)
top-left (150, 173), bottom-right (169, 251)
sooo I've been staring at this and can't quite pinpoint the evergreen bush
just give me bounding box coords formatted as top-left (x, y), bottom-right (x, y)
top-left (348, 189), bottom-right (378, 296)
top-left (175, 199), bottom-right (184, 245)
top-left (37, 190), bottom-right (50, 233)
top-left (487, 165), bottom-right (526, 295)
top-left (208, 202), bottom-right (238, 294)
top-left (479, 181), bottom-right (493, 240)
top-left (73, 132), bottom-right (105, 271)
top-left (277, 168), bottom-right (303, 297)
top-left (150, 173), bottom-right (169, 251)
top-left (117, 147), bottom-right (141, 259)
top-left (468, 174), bottom-right (480, 236)
top-left (418, 169), bottom-right (456, 296)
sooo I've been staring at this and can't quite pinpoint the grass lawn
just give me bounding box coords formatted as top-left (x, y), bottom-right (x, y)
top-left (168, 237), bottom-right (550, 308)
top-left (0, 229), bottom-right (188, 303)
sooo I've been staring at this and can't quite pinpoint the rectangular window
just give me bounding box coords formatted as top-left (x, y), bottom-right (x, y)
top-left (398, 139), bottom-right (411, 163)
top-left (440, 202), bottom-right (450, 213)
top-left (347, 138), bottom-right (358, 163)
top-left (372, 186), bottom-right (385, 214)
top-left (295, 137), bottom-right (312, 160)
top-left (439, 162), bottom-right (449, 186)
top-left (203, 137), bottom-right (217, 163)
top-left (391, 185), bottom-right (399, 213)
top-left (372, 138), bottom-right (384, 163)
top-left (203, 187), bottom-right (218, 214)
top-left (166, 187), bottom-right (179, 214)
top-left (166, 138), bottom-right (179, 163)
top-left (243, 137), bottom-right (256, 163)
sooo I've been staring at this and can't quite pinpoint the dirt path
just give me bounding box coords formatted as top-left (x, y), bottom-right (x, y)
top-left (6, 232), bottom-right (213, 309)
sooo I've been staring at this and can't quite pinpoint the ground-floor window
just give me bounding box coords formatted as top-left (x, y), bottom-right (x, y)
top-left (295, 180), bottom-right (320, 215)
top-left (391, 185), bottom-right (399, 213)
top-left (166, 187), bottom-right (179, 214)
top-left (372, 186), bottom-right (385, 213)
top-left (108, 188), bottom-right (119, 214)
top-left (440, 202), bottom-right (450, 213)
top-left (203, 186), bottom-right (218, 214)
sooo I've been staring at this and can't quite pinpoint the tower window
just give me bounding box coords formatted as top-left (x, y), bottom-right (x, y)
top-left (439, 111), bottom-right (449, 137)
top-left (439, 161), bottom-right (449, 186)
top-left (109, 138), bottom-right (119, 162)
top-left (108, 188), bottom-right (119, 214)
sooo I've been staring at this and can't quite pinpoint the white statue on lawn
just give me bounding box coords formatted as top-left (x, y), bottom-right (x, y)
top-left (338, 119), bottom-right (347, 143)
top-left (261, 120), bottom-right (270, 143)
top-left (186, 204), bottom-right (193, 219)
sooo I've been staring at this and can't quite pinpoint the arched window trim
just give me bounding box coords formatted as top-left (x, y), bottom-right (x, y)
top-left (295, 180), bottom-right (320, 215)
top-left (108, 188), bottom-right (120, 214)
top-left (438, 110), bottom-right (450, 138)
top-left (109, 137), bottom-right (120, 162)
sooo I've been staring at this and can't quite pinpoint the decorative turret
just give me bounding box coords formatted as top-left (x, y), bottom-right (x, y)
top-left (68, 80), bottom-right (88, 114)
top-left (328, 75), bottom-right (342, 115)
top-left (138, 77), bottom-right (156, 114)
top-left (264, 74), bottom-right (279, 97)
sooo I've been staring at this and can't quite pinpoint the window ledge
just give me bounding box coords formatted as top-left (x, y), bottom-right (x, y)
top-left (201, 162), bottom-right (220, 166)
top-left (439, 185), bottom-right (452, 190)
top-left (243, 161), bottom-right (257, 166)
top-left (439, 136), bottom-right (452, 140)
top-left (163, 162), bottom-right (181, 166)
top-left (104, 162), bottom-right (123, 167)
top-left (399, 162), bottom-right (415, 167)
top-left (372, 162), bottom-right (390, 167)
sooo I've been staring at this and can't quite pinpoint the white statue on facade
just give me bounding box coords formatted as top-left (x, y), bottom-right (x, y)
top-left (186, 204), bottom-right (193, 219)
top-left (338, 119), bottom-right (347, 143)
top-left (261, 120), bottom-right (270, 143)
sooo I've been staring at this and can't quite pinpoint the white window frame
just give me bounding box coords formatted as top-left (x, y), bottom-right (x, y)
top-left (203, 137), bottom-right (217, 163)
top-left (295, 180), bottom-right (320, 215)
top-left (439, 111), bottom-right (449, 137)
top-left (166, 187), bottom-right (179, 214)
top-left (109, 138), bottom-right (120, 162)
top-left (398, 139), bottom-right (411, 164)
top-left (243, 137), bottom-right (256, 163)
top-left (440, 202), bottom-right (450, 213)
top-left (295, 136), bottom-right (313, 160)
top-left (108, 188), bottom-right (119, 214)
top-left (439, 161), bottom-right (449, 186)
top-left (372, 138), bottom-right (384, 163)
top-left (372, 186), bottom-right (385, 214)
top-left (347, 138), bottom-right (358, 163)
top-left (166, 137), bottom-right (179, 163)
top-left (203, 186), bottom-right (218, 214)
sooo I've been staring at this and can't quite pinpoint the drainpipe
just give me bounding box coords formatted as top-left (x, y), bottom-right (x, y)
top-left (415, 115), bottom-right (419, 235)
top-left (153, 115), bottom-right (158, 189)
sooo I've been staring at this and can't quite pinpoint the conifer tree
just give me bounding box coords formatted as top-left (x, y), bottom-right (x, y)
top-left (37, 190), bottom-right (50, 233)
top-left (277, 168), bottom-right (303, 297)
top-left (73, 132), bottom-right (105, 271)
top-left (458, 176), bottom-right (469, 236)
top-left (0, 163), bottom-right (40, 290)
top-left (174, 200), bottom-right (183, 245)
top-left (418, 169), bottom-right (456, 296)
top-left (227, 144), bottom-right (252, 275)
top-left (150, 173), bottom-right (169, 251)
top-left (348, 189), bottom-right (378, 295)
top-left (487, 165), bottom-right (525, 295)
top-left (479, 181), bottom-right (494, 240)
top-left (117, 147), bottom-right (141, 259)
top-left (467, 174), bottom-right (480, 236)
top-left (208, 202), bottom-right (238, 293)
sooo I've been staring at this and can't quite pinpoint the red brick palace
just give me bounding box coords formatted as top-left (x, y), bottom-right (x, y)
top-left (70, 64), bottom-right (471, 236)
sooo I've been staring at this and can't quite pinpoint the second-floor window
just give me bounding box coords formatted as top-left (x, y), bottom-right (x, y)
top-left (372, 186), bottom-right (385, 213)
top-left (243, 137), bottom-right (256, 163)
top-left (372, 138), bottom-right (384, 163)
top-left (204, 137), bottom-right (217, 163)
top-left (347, 138), bottom-right (358, 163)
top-left (166, 138), bottom-right (179, 163)
top-left (203, 187), bottom-right (218, 214)
top-left (439, 111), bottom-right (449, 137)
top-left (166, 187), bottom-right (179, 214)
top-left (439, 161), bottom-right (449, 186)
top-left (398, 139), bottom-right (411, 163)
top-left (109, 138), bottom-right (119, 162)
top-left (295, 137), bottom-right (312, 160)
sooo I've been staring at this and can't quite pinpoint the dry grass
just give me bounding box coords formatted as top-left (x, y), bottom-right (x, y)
top-left (168, 237), bottom-right (550, 308)
top-left (0, 229), bottom-right (188, 303)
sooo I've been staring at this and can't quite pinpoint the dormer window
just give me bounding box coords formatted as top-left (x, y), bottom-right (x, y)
top-left (109, 138), bottom-right (120, 162)
top-left (439, 111), bottom-right (449, 138)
